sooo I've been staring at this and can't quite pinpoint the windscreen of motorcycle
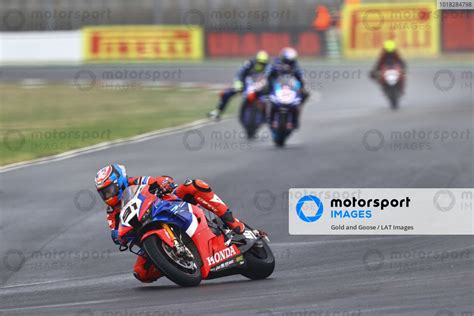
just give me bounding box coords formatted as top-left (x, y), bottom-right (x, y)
top-left (120, 185), bottom-right (144, 227)
top-left (121, 185), bottom-right (139, 209)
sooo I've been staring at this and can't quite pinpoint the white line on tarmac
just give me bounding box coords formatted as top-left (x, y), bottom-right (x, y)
top-left (0, 118), bottom-right (223, 174)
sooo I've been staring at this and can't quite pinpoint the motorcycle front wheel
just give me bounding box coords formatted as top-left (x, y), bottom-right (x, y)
top-left (143, 230), bottom-right (202, 287)
top-left (273, 111), bottom-right (289, 147)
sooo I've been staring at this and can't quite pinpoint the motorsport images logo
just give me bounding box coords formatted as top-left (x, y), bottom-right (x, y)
top-left (289, 189), bottom-right (474, 235)
top-left (296, 195), bottom-right (324, 222)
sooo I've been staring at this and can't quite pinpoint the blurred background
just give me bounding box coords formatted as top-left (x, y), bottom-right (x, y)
top-left (0, 0), bottom-right (472, 63)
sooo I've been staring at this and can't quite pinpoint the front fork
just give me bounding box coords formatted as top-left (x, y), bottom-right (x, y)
top-left (161, 223), bottom-right (193, 260)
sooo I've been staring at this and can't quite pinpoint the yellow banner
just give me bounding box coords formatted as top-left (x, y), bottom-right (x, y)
top-left (82, 25), bottom-right (203, 61)
top-left (342, 3), bottom-right (439, 58)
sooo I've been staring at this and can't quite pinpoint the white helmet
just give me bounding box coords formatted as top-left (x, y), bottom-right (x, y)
top-left (280, 47), bottom-right (298, 64)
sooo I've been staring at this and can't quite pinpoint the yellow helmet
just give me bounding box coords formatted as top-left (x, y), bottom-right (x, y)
top-left (384, 40), bottom-right (397, 53)
top-left (255, 50), bottom-right (269, 64)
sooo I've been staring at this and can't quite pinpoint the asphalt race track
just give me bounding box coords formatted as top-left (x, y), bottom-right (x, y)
top-left (0, 63), bottom-right (473, 316)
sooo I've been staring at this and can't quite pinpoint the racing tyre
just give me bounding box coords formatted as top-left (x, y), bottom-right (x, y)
top-left (274, 112), bottom-right (288, 147)
top-left (244, 105), bottom-right (258, 139)
top-left (143, 232), bottom-right (202, 287)
top-left (386, 87), bottom-right (399, 110)
top-left (241, 239), bottom-right (275, 280)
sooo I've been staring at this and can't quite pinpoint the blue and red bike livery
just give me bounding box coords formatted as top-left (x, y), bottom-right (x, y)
top-left (118, 184), bottom-right (275, 286)
top-left (268, 74), bottom-right (303, 147)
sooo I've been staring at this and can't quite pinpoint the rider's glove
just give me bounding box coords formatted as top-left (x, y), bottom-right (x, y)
top-left (233, 80), bottom-right (244, 91)
top-left (111, 229), bottom-right (120, 245)
top-left (150, 177), bottom-right (177, 197)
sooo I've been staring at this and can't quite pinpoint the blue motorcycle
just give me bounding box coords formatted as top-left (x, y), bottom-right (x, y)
top-left (269, 74), bottom-right (303, 147)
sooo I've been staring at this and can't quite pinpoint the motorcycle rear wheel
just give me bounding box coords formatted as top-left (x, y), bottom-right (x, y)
top-left (385, 86), bottom-right (399, 110)
top-left (241, 239), bottom-right (275, 280)
top-left (245, 105), bottom-right (258, 139)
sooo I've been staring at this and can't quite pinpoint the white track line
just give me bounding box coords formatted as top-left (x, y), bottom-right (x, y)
top-left (1, 80), bottom-right (232, 174)
top-left (0, 298), bottom-right (124, 312)
top-left (0, 118), bottom-right (226, 174)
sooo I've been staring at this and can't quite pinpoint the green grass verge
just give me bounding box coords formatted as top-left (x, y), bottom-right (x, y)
top-left (0, 83), bottom-right (237, 166)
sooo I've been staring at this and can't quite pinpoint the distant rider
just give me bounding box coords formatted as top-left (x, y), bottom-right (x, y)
top-left (94, 164), bottom-right (245, 283)
top-left (265, 47), bottom-right (309, 128)
top-left (208, 50), bottom-right (270, 120)
top-left (370, 40), bottom-right (406, 93)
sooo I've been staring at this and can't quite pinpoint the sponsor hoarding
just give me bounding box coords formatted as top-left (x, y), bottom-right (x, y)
top-left (441, 11), bottom-right (474, 51)
top-left (82, 25), bottom-right (203, 61)
top-left (206, 30), bottom-right (321, 57)
top-left (342, 3), bottom-right (440, 58)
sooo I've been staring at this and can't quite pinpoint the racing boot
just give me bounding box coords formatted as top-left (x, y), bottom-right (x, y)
top-left (133, 255), bottom-right (162, 283)
top-left (207, 109), bottom-right (222, 121)
top-left (219, 209), bottom-right (246, 234)
top-left (175, 179), bottom-right (246, 234)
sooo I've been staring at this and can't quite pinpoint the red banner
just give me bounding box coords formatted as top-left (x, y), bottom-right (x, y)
top-left (442, 11), bottom-right (474, 51)
top-left (207, 31), bottom-right (321, 57)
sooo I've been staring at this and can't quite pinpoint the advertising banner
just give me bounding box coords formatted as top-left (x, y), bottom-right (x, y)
top-left (206, 31), bottom-right (321, 57)
top-left (441, 11), bottom-right (474, 51)
top-left (82, 25), bottom-right (203, 61)
top-left (342, 3), bottom-right (440, 58)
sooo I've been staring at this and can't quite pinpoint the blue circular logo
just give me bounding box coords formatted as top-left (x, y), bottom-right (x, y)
top-left (296, 195), bottom-right (324, 222)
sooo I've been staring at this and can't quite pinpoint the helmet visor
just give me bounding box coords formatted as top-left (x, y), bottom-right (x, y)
top-left (98, 183), bottom-right (119, 201)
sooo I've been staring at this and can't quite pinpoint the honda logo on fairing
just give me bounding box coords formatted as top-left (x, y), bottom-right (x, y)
top-left (206, 246), bottom-right (237, 266)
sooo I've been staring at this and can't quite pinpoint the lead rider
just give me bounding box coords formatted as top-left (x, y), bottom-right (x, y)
top-left (265, 47), bottom-right (309, 129)
top-left (94, 163), bottom-right (245, 283)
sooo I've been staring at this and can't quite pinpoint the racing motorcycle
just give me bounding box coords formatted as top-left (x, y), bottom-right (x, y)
top-left (372, 63), bottom-right (404, 109)
top-left (118, 184), bottom-right (275, 287)
top-left (268, 74), bottom-right (303, 147)
top-left (240, 74), bottom-right (268, 139)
